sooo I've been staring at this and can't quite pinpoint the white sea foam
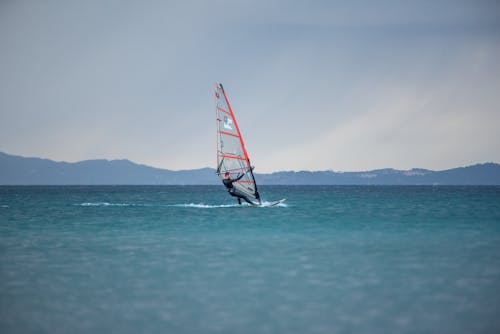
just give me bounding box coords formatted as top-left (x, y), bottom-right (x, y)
top-left (173, 201), bottom-right (287, 208)
top-left (75, 202), bottom-right (287, 208)
top-left (75, 202), bottom-right (241, 208)
top-left (76, 202), bottom-right (139, 207)
top-left (170, 203), bottom-right (241, 208)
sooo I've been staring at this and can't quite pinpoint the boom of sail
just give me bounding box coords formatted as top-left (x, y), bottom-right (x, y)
top-left (215, 83), bottom-right (260, 203)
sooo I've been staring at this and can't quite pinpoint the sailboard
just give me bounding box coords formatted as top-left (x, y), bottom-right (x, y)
top-left (215, 83), bottom-right (270, 206)
top-left (266, 199), bottom-right (287, 207)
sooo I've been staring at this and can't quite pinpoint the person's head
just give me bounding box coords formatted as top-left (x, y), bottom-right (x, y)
top-left (225, 172), bottom-right (230, 179)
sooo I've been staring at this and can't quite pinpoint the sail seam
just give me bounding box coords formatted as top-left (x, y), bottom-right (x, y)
top-left (219, 130), bottom-right (239, 138)
top-left (218, 154), bottom-right (246, 161)
top-left (217, 107), bottom-right (231, 116)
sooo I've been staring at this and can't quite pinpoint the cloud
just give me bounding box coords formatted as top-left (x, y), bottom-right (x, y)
top-left (0, 0), bottom-right (499, 171)
top-left (252, 40), bottom-right (500, 172)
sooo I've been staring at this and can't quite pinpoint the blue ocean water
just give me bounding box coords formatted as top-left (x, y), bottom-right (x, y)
top-left (1, 185), bottom-right (500, 334)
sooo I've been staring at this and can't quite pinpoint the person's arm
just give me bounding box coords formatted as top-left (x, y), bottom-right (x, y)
top-left (234, 173), bottom-right (245, 181)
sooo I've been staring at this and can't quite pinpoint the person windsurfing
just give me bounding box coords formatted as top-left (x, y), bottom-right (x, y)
top-left (223, 171), bottom-right (256, 205)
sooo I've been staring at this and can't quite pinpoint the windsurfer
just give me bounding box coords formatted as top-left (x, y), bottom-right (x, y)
top-left (223, 172), bottom-right (255, 205)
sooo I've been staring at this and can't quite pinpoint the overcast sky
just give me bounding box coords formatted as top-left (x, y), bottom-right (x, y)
top-left (1, 0), bottom-right (499, 172)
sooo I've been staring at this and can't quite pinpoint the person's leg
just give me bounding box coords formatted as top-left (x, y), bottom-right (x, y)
top-left (241, 196), bottom-right (255, 205)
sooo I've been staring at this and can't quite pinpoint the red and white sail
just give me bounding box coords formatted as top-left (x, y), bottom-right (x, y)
top-left (215, 83), bottom-right (260, 202)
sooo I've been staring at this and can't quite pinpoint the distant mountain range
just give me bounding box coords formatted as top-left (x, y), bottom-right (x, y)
top-left (1, 152), bottom-right (499, 185)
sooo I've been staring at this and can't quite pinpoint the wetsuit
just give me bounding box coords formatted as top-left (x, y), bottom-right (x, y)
top-left (223, 173), bottom-right (255, 205)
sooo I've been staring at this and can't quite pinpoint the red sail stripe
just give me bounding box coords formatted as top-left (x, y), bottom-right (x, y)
top-left (217, 106), bottom-right (231, 116)
top-left (219, 130), bottom-right (239, 138)
top-left (218, 154), bottom-right (246, 161)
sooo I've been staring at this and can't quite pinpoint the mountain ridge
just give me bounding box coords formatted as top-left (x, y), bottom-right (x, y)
top-left (1, 152), bottom-right (499, 185)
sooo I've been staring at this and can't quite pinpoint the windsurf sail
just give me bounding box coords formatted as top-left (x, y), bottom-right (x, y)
top-left (215, 83), bottom-right (261, 204)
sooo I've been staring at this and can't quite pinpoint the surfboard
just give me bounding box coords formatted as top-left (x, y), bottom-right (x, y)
top-left (267, 199), bottom-right (286, 207)
top-left (247, 198), bottom-right (286, 207)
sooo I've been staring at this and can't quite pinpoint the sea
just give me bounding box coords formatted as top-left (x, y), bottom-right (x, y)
top-left (1, 185), bottom-right (500, 334)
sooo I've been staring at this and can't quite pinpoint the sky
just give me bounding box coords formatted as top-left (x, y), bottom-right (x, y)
top-left (0, 0), bottom-right (499, 172)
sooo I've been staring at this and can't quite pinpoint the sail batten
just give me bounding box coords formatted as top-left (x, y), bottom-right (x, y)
top-left (215, 83), bottom-right (260, 202)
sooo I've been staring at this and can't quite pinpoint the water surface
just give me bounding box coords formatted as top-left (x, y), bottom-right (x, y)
top-left (1, 186), bottom-right (499, 333)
